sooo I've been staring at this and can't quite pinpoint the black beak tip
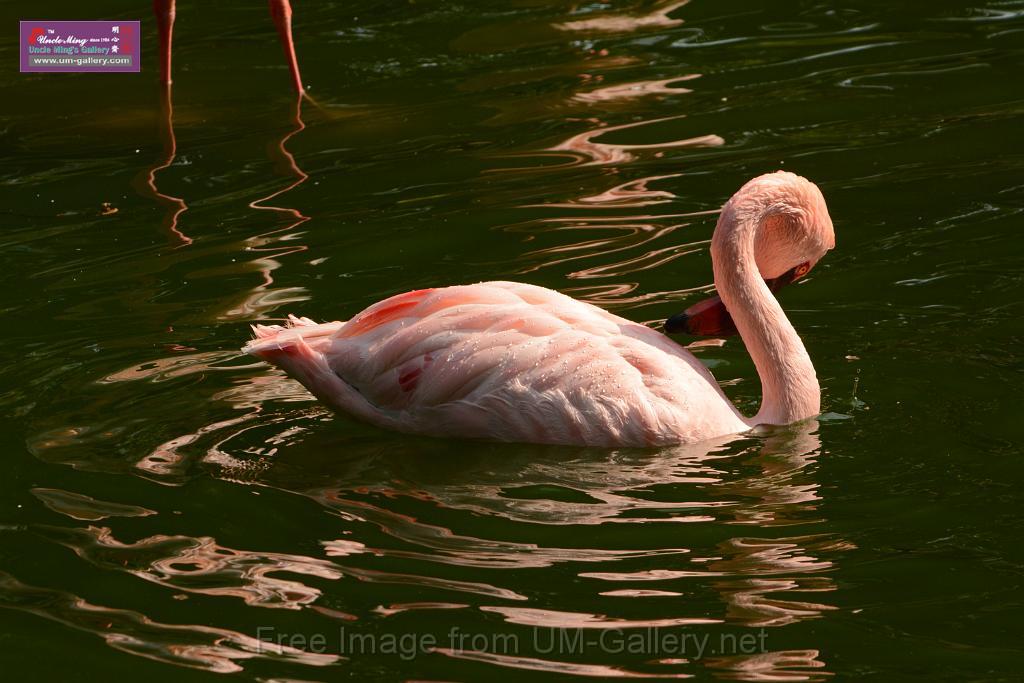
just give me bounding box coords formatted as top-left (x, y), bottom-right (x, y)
top-left (664, 312), bottom-right (690, 334)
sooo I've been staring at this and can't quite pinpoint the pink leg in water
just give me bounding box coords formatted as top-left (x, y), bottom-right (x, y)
top-left (153, 0), bottom-right (175, 84)
top-left (269, 0), bottom-right (305, 94)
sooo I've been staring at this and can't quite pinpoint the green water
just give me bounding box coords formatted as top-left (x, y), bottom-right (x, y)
top-left (2, 0), bottom-right (1023, 680)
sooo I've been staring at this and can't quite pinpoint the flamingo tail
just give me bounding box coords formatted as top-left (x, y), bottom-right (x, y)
top-left (242, 316), bottom-right (398, 428)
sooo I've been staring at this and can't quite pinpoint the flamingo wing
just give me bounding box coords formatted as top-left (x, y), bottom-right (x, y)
top-left (246, 282), bottom-right (745, 446)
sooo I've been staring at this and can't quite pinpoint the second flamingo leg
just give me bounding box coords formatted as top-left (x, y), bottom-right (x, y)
top-left (269, 0), bottom-right (305, 95)
top-left (153, 0), bottom-right (175, 84)
top-left (154, 0), bottom-right (302, 93)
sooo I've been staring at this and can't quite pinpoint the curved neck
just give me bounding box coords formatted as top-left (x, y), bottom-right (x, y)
top-left (712, 208), bottom-right (820, 426)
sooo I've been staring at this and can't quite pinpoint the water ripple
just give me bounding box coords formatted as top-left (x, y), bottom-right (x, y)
top-left (0, 570), bottom-right (338, 673)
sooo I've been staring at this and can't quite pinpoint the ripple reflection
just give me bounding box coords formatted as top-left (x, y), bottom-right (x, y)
top-left (0, 570), bottom-right (338, 673)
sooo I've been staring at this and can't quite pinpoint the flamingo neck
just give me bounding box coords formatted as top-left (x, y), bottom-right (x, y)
top-left (711, 208), bottom-right (820, 426)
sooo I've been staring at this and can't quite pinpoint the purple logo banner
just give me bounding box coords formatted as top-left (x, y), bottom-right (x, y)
top-left (20, 20), bottom-right (140, 73)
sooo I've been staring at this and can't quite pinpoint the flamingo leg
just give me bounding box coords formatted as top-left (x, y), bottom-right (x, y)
top-left (153, 0), bottom-right (175, 84)
top-left (268, 0), bottom-right (305, 95)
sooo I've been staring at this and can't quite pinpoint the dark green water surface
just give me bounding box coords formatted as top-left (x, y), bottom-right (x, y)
top-left (1, 1), bottom-right (1023, 680)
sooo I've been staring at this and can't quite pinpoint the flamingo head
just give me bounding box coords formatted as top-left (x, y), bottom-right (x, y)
top-left (665, 171), bottom-right (834, 337)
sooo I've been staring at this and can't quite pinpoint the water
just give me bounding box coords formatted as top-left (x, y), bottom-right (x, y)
top-left (2, 0), bottom-right (1022, 679)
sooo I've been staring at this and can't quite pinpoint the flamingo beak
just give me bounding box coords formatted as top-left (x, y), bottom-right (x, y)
top-left (664, 295), bottom-right (736, 336)
top-left (664, 261), bottom-right (811, 337)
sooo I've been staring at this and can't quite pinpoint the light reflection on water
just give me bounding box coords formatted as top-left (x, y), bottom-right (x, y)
top-left (26, 362), bottom-right (844, 677)
top-left (0, 570), bottom-right (339, 673)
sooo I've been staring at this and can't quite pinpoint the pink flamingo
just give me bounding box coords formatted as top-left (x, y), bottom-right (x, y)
top-left (153, 0), bottom-right (304, 94)
top-left (141, 1), bottom-right (306, 246)
top-left (244, 172), bottom-right (835, 447)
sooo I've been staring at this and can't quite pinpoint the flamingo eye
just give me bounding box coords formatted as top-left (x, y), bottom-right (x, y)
top-left (794, 262), bottom-right (810, 278)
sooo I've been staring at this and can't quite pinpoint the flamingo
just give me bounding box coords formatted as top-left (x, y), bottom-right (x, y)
top-left (143, 1), bottom-right (310, 248)
top-left (153, 0), bottom-right (304, 94)
top-left (243, 172), bottom-right (835, 447)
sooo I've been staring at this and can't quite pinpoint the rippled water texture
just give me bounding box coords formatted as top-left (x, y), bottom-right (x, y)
top-left (2, 0), bottom-right (1023, 680)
